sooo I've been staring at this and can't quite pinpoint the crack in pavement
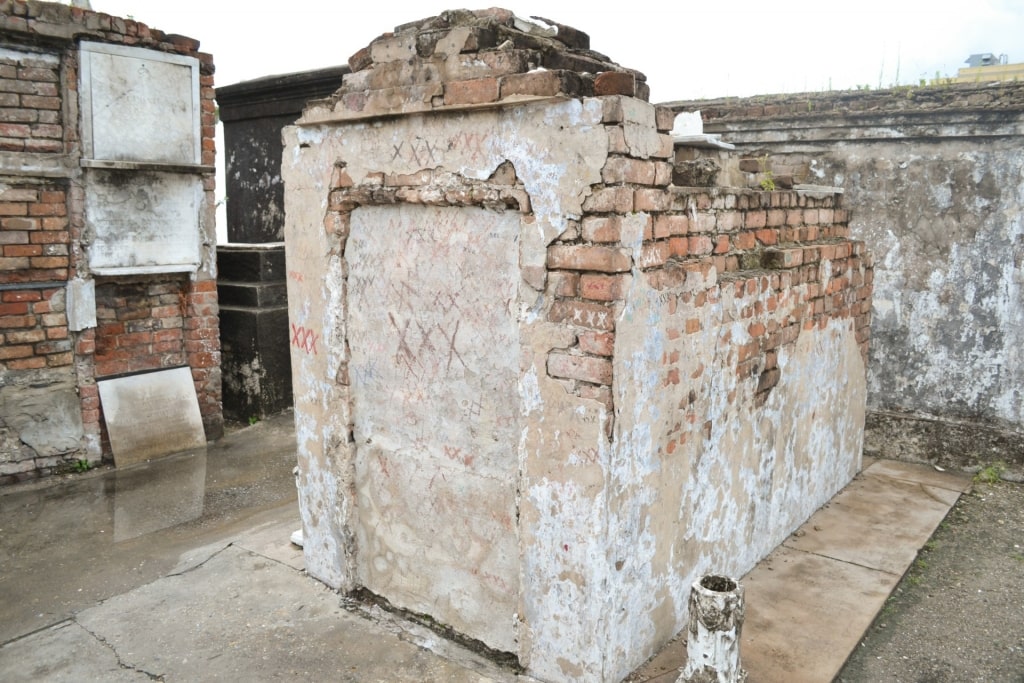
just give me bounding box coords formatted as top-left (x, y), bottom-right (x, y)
top-left (165, 542), bottom-right (233, 577)
top-left (779, 542), bottom-right (902, 576)
top-left (76, 619), bottom-right (165, 681)
top-left (0, 618), bottom-right (73, 649)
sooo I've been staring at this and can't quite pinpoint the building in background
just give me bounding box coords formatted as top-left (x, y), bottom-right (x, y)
top-left (956, 52), bottom-right (1024, 82)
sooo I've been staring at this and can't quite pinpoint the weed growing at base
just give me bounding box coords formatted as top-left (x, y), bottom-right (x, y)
top-left (974, 462), bottom-right (1006, 484)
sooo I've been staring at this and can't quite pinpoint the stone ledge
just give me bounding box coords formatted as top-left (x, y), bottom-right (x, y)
top-left (865, 410), bottom-right (1024, 481)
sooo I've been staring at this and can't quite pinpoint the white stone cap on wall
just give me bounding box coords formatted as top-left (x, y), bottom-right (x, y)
top-left (672, 110), bottom-right (736, 149)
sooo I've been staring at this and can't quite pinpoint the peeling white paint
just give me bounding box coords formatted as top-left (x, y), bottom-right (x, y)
top-left (283, 97), bottom-right (868, 682)
top-left (604, 273), bottom-right (865, 681)
top-left (822, 145), bottom-right (1024, 434)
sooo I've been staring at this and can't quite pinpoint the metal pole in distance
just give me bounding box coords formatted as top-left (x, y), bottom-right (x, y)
top-left (677, 574), bottom-right (748, 683)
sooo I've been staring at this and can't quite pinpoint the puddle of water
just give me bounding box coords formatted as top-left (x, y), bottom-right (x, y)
top-left (114, 449), bottom-right (208, 541)
top-left (0, 412), bottom-right (299, 644)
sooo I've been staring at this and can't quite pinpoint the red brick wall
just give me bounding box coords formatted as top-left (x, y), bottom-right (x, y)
top-left (184, 279), bottom-right (221, 425)
top-left (0, 285), bottom-right (70, 370)
top-left (0, 45), bottom-right (62, 154)
top-left (0, 184), bottom-right (69, 281)
top-left (544, 101), bottom-right (872, 432)
top-left (0, 183), bottom-right (72, 374)
top-left (94, 280), bottom-right (187, 377)
top-left (542, 102), bottom-right (872, 433)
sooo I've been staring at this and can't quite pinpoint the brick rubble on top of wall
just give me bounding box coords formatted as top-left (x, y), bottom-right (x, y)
top-left (302, 8), bottom-right (650, 123)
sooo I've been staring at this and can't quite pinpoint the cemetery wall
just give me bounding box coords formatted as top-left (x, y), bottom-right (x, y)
top-left (0, 0), bottom-right (221, 483)
top-left (664, 84), bottom-right (1024, 478)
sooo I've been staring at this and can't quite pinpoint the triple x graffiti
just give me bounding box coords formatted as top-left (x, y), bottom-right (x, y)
top-left (389, 131), bottom-right (490, 166)
top-left (291, 324), bottom-right (318, 355)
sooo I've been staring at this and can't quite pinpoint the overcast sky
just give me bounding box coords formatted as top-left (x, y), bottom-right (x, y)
top-left (91, 0), bottom-right (1023, 103)
top-left (85, 1), bottom-right (1022, 241)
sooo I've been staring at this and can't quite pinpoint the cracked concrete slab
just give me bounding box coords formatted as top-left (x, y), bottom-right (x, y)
top-left (232, 517), bottom-right (305, 571)
top-left (0, 620), bottom-right (152, 682)
top-left (740, 546), bottom-right (899, 683)
top-left (72, 545), bottom-right (511, 682)
top-left (782, 465), bottom-right (966, 574)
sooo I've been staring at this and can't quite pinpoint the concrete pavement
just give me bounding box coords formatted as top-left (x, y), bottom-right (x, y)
top-left (629, 459), bottom-right (971, 682)
top-left (0, 413), bottom-right (970, 682)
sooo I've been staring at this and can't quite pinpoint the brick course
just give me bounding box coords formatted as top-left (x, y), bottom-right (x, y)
top-left (0, 45), bottom-right (61, 153)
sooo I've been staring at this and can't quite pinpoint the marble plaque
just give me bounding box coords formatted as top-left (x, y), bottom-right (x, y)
top-left (98, 367), bottom-right (207, 467)
top-left (79, 42), bottom-right (200, 164)
top-left (85, 170), bottom-right (201, 273)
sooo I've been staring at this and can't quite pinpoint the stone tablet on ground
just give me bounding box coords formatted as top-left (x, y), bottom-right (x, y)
top-left (97, 367), bottom-right (207, 467)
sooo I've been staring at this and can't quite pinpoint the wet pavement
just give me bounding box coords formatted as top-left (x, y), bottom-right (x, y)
top-left (0, 414), bottom-right (972, 682)
top-left (0, 410), bottom-right (511, 682)
top-left (0, 411), bottom-right (299, 645)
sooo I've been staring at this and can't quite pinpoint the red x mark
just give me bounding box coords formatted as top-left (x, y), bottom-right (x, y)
top-left (291, 323), bottom-right (318, 355)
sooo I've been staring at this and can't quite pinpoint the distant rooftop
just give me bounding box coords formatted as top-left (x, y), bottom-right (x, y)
top-left (964, 53), bottom-right (1008, 67)
top-left (957, 53), bottom-right (1022, 84)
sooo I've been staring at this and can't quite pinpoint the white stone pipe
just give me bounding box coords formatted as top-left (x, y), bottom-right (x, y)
top-left (677, 575), bottom-right (748, 683)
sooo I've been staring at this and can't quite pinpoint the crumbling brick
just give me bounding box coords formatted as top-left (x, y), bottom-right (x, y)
top-left (500, 69), bottom-right (585, 99)
top-left (579, 273), bottom-right (631, 301)
top-left (444, 77), bottom-right (500, 106)
top-left (547, 244), bottom-right (632, 273)
top-left (547, 352), bottom-right (613, 385)
top-left (594, 71), bottom-right (636, 97)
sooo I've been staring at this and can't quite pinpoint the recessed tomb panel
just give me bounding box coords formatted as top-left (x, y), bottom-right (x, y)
top-left (346, 204), bottom-right (521, 653)
top-left (85, 170), bottom-right (201, 274)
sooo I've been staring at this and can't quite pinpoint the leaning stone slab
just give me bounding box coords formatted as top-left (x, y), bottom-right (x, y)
top-left (97, 366), bottom-right (206, 467)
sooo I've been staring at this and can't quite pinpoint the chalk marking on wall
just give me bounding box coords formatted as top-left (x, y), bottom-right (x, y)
top-left (387, 312), bottom-right (420, 380)
top-left (391, 137), bottom-right (440, 166)
top-left (460, 396), bottom-right (483, 419)
top-left (386, 131), bottom-right (495, 168)
top-left (437, 318), bottom-right (468, 375)
top-left (291, 323), bottom-right (318, 355)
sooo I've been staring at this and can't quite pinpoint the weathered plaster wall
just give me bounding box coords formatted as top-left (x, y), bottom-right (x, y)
top-left (665, 86), bottom-right (1023, 475)
top-left (0, 366), bottom-right (82, 462)
top-left (840, 144), bottom-right (1021, 421)
top-left (348, 204), bottom-right (521, 650)
top-left (284, 10), bottom-right (872, 682)
top-left (283, 98), bottom-right (611, 660)
top-left (604, 259), bottom-right (865, 677)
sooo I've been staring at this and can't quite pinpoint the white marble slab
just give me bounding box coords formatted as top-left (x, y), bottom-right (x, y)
top-left (85, 169), bottom-right (201, 272)
top-left (97, 366), bottom-right (207, 467)
top-left (79, 42), bottom-right (200, 165)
